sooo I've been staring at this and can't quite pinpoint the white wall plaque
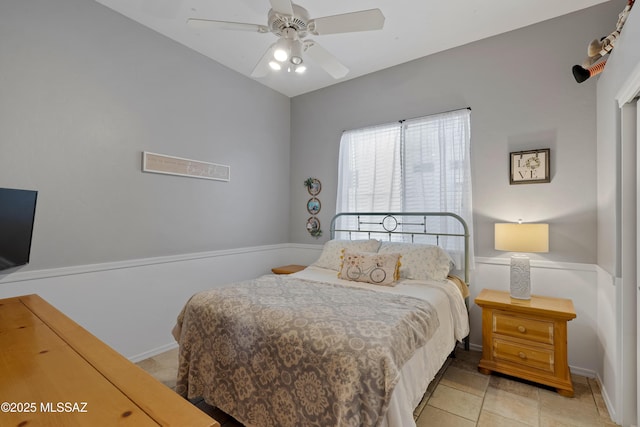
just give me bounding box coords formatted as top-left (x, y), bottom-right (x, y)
top-left (142, 152), bottom-right (230, 182)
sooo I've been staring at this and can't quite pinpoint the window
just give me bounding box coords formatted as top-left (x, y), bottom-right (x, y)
top-left (336, 108), bottom-right (474, 266)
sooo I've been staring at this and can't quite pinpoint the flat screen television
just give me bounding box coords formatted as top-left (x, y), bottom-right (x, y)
top-left (0, 188), bottom-right (38, 271)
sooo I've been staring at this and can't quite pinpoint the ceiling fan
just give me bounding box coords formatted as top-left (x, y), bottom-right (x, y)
top-left (187, 0), bottom-right (385, 79)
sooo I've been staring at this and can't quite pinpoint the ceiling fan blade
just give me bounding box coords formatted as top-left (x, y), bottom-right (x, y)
top-left (309, 9), bottom-right (385, 35)
top-left (251, 44), bottom-right (276, 78)
top-left (187, 18), bottom-right (268, 33)
top-left (304, 40), bottom-right (349, 79)
top-left (269, 0), bottom-right (294, 16)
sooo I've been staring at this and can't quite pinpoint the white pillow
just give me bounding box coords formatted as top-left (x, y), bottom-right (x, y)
top-left (312, 239), bottom-right (381, 271)
top-left (378, 242), bottom-right (453, 281)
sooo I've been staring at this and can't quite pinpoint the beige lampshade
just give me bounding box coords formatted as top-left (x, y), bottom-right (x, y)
top-left (494, 223), bottom-right (549, 253)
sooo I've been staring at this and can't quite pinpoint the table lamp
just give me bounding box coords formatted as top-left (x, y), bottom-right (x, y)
top-left (494, 222), bottom-right (549, 299)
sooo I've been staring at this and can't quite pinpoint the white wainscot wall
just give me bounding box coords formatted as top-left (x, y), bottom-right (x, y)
top-left (470, 258), bottom-right (599, 378)
top-left (595, 266), bottom-right (618, 424)
top-left (0, 245), bottom-right (601, 383)
top-left (0, 243), bottom-right (322, 361)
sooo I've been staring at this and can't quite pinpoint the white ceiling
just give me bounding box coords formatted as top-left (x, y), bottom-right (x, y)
top-left (95, 0), bottom-right (610, 97)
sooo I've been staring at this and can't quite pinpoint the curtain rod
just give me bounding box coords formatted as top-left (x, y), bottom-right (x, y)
top-left (341, 107), bottom-right (471, 134)
top-left (398, 107), bottom-right (471, 123)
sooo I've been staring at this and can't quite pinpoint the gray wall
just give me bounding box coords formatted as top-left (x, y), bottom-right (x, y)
top-left (0, 0), bottom-right (624, 271)
top-left (0, 0), bottom-right (291, 270)
top-left (289, 1), bottom-right (624, 264)
top-left (597, 3), bottom-right (640, 276)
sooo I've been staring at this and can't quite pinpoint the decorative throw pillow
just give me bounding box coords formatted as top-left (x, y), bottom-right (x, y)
top-left (338, 251), bottom-right (401, 286)
top-left (378, 242), bottom-right (453, 281)
top-left (312, 239), bottom-right (382, 271)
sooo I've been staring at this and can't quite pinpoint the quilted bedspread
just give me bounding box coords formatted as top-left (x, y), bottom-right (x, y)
top-left (174, 274), bottom-right (439, 427)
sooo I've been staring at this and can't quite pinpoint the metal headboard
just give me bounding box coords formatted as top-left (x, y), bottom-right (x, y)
top-left (330, 212), bottom-right (470, 286)
top-left (331, 212), bottom-right (471, 350)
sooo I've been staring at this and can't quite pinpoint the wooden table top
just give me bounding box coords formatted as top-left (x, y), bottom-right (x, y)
top-left (0, 294), bottom-right (218, 427)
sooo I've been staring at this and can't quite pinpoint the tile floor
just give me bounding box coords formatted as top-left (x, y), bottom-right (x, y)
top-left (136, 348), bottom-right (618, 427)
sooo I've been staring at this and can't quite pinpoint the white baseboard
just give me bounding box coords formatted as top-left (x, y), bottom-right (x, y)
top-left (598, 371), bottom-right (618, 424)
top-left (570, 366), bottom-right (597, 379)
top-left (129, 341), bottom-right (178, 363)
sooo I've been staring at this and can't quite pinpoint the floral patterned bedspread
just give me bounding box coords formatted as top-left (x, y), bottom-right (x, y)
top-left (174, 274), bottom-right (439, 427)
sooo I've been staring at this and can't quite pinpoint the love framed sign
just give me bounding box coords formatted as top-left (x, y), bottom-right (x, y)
top-left (509, 148), bottom-right (550, 184)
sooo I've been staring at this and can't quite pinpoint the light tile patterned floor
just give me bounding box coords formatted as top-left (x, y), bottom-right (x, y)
top-left (137, 348), bottom-right (618, 427)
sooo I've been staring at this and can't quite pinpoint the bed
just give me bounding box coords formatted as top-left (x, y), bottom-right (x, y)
top-left (173, 212), bottom-right (470, 427)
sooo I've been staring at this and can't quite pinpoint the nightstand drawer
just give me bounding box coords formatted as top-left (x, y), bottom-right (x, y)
top-left (493, 311), bottom-right (553, 345)
top-left (492, 338), bottom-right (554, 373)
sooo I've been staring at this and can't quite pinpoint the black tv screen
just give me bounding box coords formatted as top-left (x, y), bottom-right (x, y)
top-left (0, 188), bottom-right (38, 271)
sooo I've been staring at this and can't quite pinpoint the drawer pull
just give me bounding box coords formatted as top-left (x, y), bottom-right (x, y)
top-left (517, 325), bottom-right (527, 333)
top-left (518, 352), bottom-right (527, 360)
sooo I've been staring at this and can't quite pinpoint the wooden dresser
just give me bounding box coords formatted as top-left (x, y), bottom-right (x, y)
top-left (475, 289), bottom-right (576, 397)
top-left (0, 294), bottom-right (218, 426)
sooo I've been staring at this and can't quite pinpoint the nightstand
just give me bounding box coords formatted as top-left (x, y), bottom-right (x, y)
top-left (475, 289), bottom-right (576, 397)
top-left (271, 264), bottom-right (306, 274)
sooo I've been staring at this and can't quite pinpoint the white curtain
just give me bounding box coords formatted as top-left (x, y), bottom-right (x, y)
top-left (336, 109), bottom-right (474, 266)
top-left (336, 122), bottom-right (402, 213)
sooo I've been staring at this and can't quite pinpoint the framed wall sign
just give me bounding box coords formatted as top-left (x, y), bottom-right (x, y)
top-left (510, 148), bottom-right (550, 184)
top-left (142, 151), bottom-right (230, 182)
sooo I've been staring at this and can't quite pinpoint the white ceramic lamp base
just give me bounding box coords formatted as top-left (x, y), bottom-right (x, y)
top-left (510, 255), bottom-right (531, 300)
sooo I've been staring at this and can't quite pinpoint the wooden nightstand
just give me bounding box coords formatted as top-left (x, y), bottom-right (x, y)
top-left (475, 289), bottom-right (576, 397)
top-left (271, 264), bottom-right (306, 274)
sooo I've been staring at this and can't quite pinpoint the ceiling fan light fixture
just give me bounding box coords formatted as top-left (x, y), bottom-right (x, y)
top-left (273, 47), bottom-right (288, 62)
top-left (290, 39), bottom-right (303, 65)
top-left (269, 60), bottom-right (282, 70)
top-left (190, 3), bottom-right (383, 81)
top-left (273, 48), bottom-right (288, 62)
top-left (273, 37), bottom-right (291, 62)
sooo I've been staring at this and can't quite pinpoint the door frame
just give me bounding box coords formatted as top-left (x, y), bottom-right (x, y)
top-left (616, 61), bottom-right (640, 427)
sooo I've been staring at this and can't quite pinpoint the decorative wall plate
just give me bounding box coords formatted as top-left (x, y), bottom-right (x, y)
top-left (306, 217), bottom-right (321, 236)
top-left (307, 197), bottom-right (321, 215)
top-left (305, 178), bottom-right (322, 196)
